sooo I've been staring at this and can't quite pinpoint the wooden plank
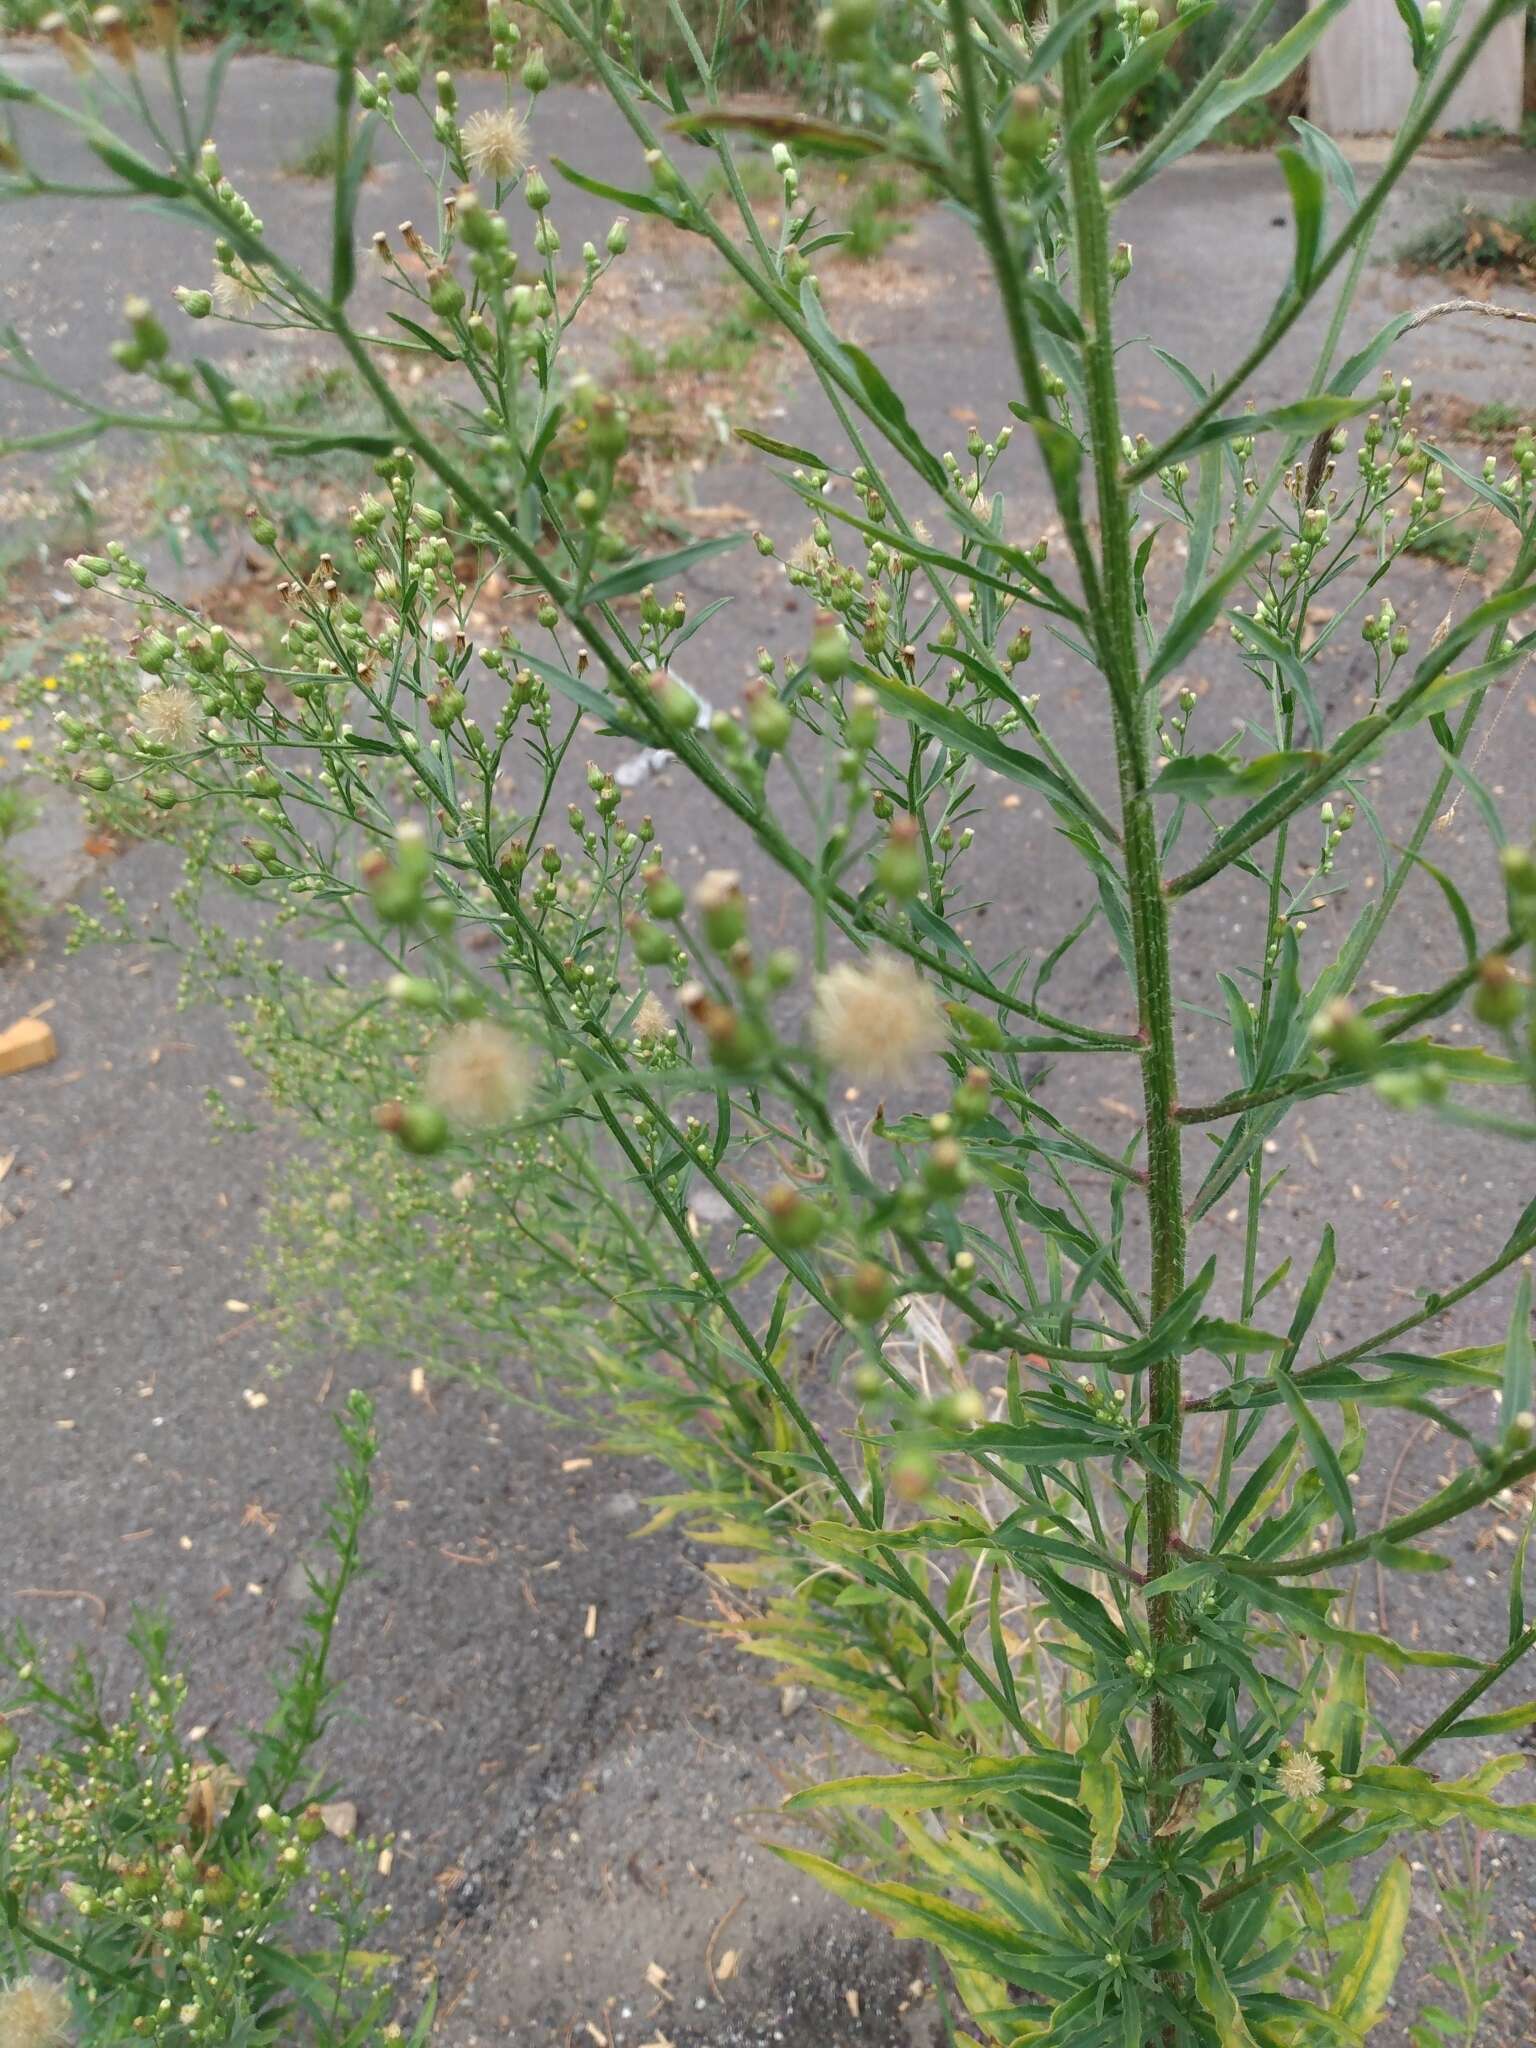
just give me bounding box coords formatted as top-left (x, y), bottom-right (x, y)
top-left (1309, 0), bottom-right (1525, 135)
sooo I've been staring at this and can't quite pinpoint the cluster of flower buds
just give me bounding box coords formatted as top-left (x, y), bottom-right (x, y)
top-left (1157, 684), bottom-right (1198, 757)
top-left (1314, 797), bottom-right (1354, 877)
top-left (1360, 596), bottom-right (1409, 661)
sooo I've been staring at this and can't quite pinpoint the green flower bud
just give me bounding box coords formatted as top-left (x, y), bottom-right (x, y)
top-left (522, 44), bottom-right (550, 91)
top-left (524, 165), bottom-right (550, 210)
top-left (586, 392), bottom-right (629, 461)
top-left (765, 1182), bottom-right (824, 1247)
top-left (175, 286), bottom-right (213, 318)
top-left (808, 611), bottom-right (849, 683)
top-left (397, 1101), bottom-right (450, 1154)
top-left (923, 1136), bottom-right (969, 1197)
top-left (1472, 954), bottom-right (1523, 1029)
top-left (745, 683), bottom-right (792, 750)
top-left (683, 986), bottom-right (763, 1071)
top-left (838, 1259), bottom-right (893, 1324)
top-left (642, 865), bottom-right (685, 920)
top-left (428, 267), bottom-right (466, 319)
top-left (1000, 85), bottom-right (1052, 161)
top-left (1309, 997), bottom-right (1379, 1070)
top-left (629, 918), bottom-right (673, 965)
top-left (646, 669), bottom-right (698, 732)
top-left (889, 1446), bottom-right (934, 1501)
top-left (818, 0), bottom-right (877, 61)
top-left (694, 868), bottom-right (747, 952)
top-left (876, 815), bottom-right (924, 899)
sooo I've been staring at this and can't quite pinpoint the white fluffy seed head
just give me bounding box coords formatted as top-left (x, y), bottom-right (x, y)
top-left (461, 106), bottom-right (529, 181)
top-left (425, 1020), bottom-right (536, 1129)
top-left (0, 1975), bottom-right (74, 2048)
top-left (811, 955), bottom-right (948, 1086)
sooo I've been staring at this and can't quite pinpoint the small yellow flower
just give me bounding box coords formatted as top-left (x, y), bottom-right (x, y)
top-left (66, 652), bottom-right (87, 666)
top-left (0, 717), bottom-right (12, 733)
top-left (12, 735), bottom-right (33, 752)
top-left (40, 676), bottom-right (58, 691)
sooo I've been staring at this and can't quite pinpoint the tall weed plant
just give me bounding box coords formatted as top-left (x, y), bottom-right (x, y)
top-left (5, 0), bottom-right (1536, 2039)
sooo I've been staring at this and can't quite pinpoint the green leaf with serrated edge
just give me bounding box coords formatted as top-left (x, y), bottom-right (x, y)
top-left (89, 136), bottom-right (185, 196)
top-left (1274, 1369), bottom-right (1354, 1538)
top-left (1331, 1857), bottom-right (1411, 2034)
top-left (798, 283), bottom-right (949, 494)
top-left (1276, 145), bottom-right (1325, 291)
top-left (385, 311), bottom-right (459, 360)
top-left (581, 531), bottom-right (745, 606)
top-left (784, 1757), bottom-right (1079, 1814)
top-left (1115, 0), bottom-right (1353, 195)
top-left (1251, 1587), bottom-right (1480, 1670)
top-left (1213, 1428), bottom-right (1299, 1551)
top-left (1080, 1757), bottom-right (1123, 1878)
top-left (1401, 644), bottom-right (1536, 728)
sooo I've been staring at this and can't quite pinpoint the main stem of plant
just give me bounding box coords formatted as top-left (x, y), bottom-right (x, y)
top-left (1058, 28), bottom-right (1188, 1961)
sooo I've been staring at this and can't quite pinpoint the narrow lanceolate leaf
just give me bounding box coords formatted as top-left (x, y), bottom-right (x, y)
top-left (783, 1754), bottom-right (1077, 1814)
top-left (1330, 1857), bottom-right (1411, 2034)
top-left (1065, 10), bottom-right (1214, 148)
top-left (1188, 1914), bottom-right (1261, 2048)
top-left (1276, 145), bottom-right (1325, 293)
top-left (1502, 1273), bottom-right (1533, 1427)
top-left (1157, 392), bottom-right (1374, 470)
top-left (768, 1846), bottom-right (1076, 1997)
top-left (580, 532), bottom-right (745, 606)
top-left (853, 666), bottom-right (1085, 816)
top-left (1113, 0), bottom-right (1353, 194)
top-left (1149, 749), bottom-right (1317, 801)
top-left (1080, 1757), bottom-right (1123, 1878)
top-left (1332, 1761), bottom-right (1536, 1836)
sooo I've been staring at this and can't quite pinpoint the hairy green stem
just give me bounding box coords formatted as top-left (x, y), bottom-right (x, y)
top-left (1056, 23), bottom-right (1187, 1980)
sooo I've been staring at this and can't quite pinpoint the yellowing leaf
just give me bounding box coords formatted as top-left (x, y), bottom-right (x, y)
top-left (1079, 1758), bottom-right (1123, 1878)
top-left (1189, 1919), bottom-right (1260, 2048)
top-left (1331, 1856), bottom-right (1411, 2034)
